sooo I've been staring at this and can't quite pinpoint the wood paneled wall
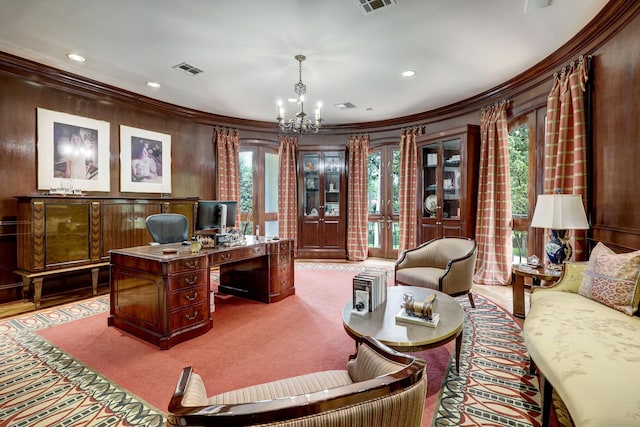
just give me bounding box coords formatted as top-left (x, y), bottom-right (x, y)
top-left (0, 2), bottom-right (639, 297)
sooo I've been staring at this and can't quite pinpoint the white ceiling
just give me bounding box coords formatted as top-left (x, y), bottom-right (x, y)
top-left (0, 0), bottom-right (608, 125)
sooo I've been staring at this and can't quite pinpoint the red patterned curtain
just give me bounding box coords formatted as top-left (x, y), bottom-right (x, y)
top-left (473, 101), bottom-right (513, 285)
top-left (398, 127), bottom-right (422, 255)
top-left (543, 58), bottom-right (589, 260)
top-left (278, 135), bottom-right (298, 254)
top-left (346, 134), bottom-right (370, 261)
top-left (214, 127), bottom-right (241, 225)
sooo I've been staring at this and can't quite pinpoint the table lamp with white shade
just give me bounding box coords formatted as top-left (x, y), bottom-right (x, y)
top-left (530, 193), bottom-right (590, 268)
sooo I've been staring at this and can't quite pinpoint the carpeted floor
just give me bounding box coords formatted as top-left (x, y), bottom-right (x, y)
top-left (0, 263), bottom-right (542, 426)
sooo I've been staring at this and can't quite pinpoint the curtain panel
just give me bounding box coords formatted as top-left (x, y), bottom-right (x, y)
top-left (214, 127), bottom-right (241, 226)
top-left (398, 127), bottom-right (422, 256)
top-left (473, 101), bottom-right (513, 285)
top-left (346, 134), bottom-right (370, 261)
top-left (278, 135), bottom-right (298, 255)
top-left (543, 58), bottom-right (589, 260)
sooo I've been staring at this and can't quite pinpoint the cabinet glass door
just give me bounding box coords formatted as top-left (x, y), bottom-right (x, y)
top-left (303, 153), bottom-right (320, 216)
top-left (423, 144), bottom-right (438, 218)
top-left (441, 138), bottom-right (461, 219)
top-left (323, 152), bottom-right (341, 217)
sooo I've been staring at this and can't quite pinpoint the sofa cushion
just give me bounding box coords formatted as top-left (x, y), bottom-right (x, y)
top-left (578, 242), bottom-right (640, 315)
top-left (394, 267), bottom-right (442, 289)
top-left (524, 291), bottom-right (640, 427)
top-left (206, 370), bottom-right (353, 405)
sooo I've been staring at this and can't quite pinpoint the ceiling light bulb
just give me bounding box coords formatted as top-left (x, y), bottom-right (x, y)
top-left (67, 53), bottom-right (86, 63)
top-left (146, 81), bottom-right (160, 88)
top-left (402, 70), bottom-right (416, 78)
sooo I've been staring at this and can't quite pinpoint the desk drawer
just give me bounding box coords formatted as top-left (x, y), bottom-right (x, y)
top-left (270, 261), bottom-right (292, 279)
top-left (169, 269), bottom-right (208, 291)
top-left (270, 275), bottom-right (293, 294)
top-left (210, 245), bottom-right (266, 264)
top-left (170, 284), bottom-right (207, 309)
top-left (169, 301), bottom-right (209, 331)
top-left (268, 239), bottom-right (291, 255)
top-left (170, 257), bottom-right (207, 274)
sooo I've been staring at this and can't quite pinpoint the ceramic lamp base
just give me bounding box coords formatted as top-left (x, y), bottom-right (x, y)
top-left (545, 229), bottom-right (571, 267)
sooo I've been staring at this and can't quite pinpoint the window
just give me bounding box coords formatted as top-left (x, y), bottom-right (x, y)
top-left (509, 122), bottom-right (530, 264)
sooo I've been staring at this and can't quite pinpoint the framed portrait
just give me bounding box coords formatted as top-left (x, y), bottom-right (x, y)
top-left (119, 125), bottom-right (171, 193)
top-left (36, 108), bottom-right (111, 192)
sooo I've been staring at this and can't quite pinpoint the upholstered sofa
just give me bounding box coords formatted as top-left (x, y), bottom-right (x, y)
top-left (524, 243), bottom-right (640, 426)
top-left (167, 336), bottom-right (427, 426)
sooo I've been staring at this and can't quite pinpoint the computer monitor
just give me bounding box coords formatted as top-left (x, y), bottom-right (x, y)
top-left (195, 200), bottom-right (238, 232)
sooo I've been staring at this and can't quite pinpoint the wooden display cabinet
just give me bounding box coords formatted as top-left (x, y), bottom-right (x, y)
top-left (419, 125), bottom-right (480, 243)
top-left (297, 150), bottom-right (346, 259)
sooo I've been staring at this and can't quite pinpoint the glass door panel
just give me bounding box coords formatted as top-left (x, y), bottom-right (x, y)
top-left (423, 144), bottom-right (438, 218)
top-left (368, 147), bottom-right (399, 258)
top-left (441, 138), bottom-right (461, 220)
top-left (303, 153), bottom-right (320, 216)
top-left (264, 152), bottom-right (279, 237)
top-left (323, 152), bottom-right (341, 217)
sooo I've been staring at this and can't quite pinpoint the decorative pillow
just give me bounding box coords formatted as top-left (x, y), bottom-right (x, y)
top-left (579, 242), bottom-right (640, 315)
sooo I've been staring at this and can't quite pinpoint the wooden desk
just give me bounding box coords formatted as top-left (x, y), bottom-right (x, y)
top-left (108, 237), bottom-right (294, 349)
top-left (511, 264), bottom-right (562, 318)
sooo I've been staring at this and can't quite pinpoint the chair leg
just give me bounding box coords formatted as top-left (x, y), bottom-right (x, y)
top-left (467, 292), bottom-right (475, 308)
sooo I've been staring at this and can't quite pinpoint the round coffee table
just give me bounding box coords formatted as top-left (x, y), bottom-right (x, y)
top-left (342, 286), bottom-right (464, 372)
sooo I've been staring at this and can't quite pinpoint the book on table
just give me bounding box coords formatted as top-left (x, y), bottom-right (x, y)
top-left (352, 269), bottom-right (388, 313)
top-left (395, 310), bottom-right (440, 328)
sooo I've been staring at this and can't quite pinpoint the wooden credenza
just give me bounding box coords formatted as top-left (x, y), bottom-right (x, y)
top-left (15, 195), bottom-right (197, 308)
top-left (109, 237), bottom-right (295, 349)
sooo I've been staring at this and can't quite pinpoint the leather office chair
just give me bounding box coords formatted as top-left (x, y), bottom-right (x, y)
top-left (395, 237), bottom-right (477, 308)
top-left (145, 213), bottom-right (189, 244)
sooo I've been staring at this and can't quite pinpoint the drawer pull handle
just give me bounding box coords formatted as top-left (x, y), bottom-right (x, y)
top-left (185, 260), bottom-right (199, 268)
top-left (184, 310), bottom-right (199, 321)
top-left (184, 275), bottom-right (198, 285)
top-left (184, 291), bottom-right (199, 301)
top-left (221, 253), bottom-right (231, 261)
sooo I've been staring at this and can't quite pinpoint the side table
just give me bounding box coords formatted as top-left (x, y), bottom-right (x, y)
top-left (511, 264), bottom-right (562, 318)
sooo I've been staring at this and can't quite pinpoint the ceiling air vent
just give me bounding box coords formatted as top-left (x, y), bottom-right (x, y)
top-left (355, 0), bottom-right (397, 14)
top-left (172, 62), bottom-right (203, 76)
top-left (335, 102), bottom-right (357, 109)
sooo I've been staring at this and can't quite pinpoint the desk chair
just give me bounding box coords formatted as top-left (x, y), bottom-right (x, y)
top-left (146, 213), bottom-right (189, 244)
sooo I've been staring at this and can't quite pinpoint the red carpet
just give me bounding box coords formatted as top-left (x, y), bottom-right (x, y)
top-left (38, 268), bottom-right (451, 425)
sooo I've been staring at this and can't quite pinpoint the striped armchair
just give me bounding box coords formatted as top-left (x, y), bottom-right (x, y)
top-left (395, 237), bottom-right (477, 308)
top-left (167, 336), bottom-right (427, 427)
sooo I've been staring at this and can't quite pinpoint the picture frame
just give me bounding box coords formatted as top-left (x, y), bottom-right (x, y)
top-left (36, 108), bottom-right (111, 192)
top-left (119, 125), bottom-right (171, 193)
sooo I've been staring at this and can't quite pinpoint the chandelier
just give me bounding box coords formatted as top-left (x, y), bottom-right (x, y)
top-left (276, 54), bottom-right (323, 133)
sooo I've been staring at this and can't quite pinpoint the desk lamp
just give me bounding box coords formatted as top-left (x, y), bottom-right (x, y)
top-left (530, 193), bottom-right (589, 268)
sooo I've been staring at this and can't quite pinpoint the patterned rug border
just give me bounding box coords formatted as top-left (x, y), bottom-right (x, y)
top-left (432, 294), bottom-right (541, 427)
top-left (0, 297), bottom-right (165, 426)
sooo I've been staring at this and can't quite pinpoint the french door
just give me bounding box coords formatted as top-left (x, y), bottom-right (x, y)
top-left (239, 145), bottom-right (279, 237)
top-left (367, 146), bottom-right (400, 259)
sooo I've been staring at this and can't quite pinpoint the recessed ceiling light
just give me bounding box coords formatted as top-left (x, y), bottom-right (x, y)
top-left (146, 81), bottom-right (161, 88)
top-left (402, 70), bottom-right (416, 78)
top-left (287, 98), bottom-right (297, 103)
top-left (66, 53), bottom-right (86, 63)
